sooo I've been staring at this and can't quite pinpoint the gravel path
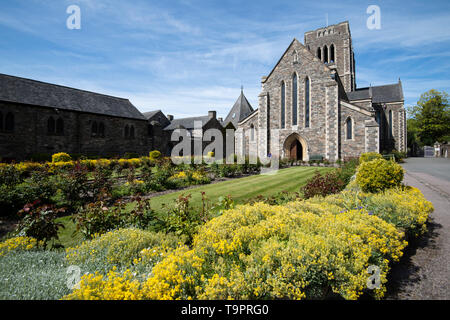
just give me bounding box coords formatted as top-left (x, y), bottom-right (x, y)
top-left (386, 158), bottom-right (450, 300)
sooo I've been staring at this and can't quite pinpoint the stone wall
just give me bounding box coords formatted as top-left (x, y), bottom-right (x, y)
top-left (0, 102), bottom-right (150, 161)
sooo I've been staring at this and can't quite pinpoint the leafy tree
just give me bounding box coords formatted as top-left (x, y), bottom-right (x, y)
top-left (408, 90), bottom-right (450, 146)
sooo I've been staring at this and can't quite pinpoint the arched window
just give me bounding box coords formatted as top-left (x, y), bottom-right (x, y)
top-left (292, 73), bottom-right (298, 126)
top-left (281, 82), bottom-right (285, 129)
top-left (98, 122), bottom-right (105, 137)
top-left (305, 77), bottom-right (310, 128)
top-left (0, 112), bottom-right (3, 131)
top-left (330, 44), bottom-right (335, 63)
top-left (130, 125), bottom-right (135, 139)
top-left (91, 121), bottom-right (98, 137)
top-left (124, 125), bottom-right (129, 138)
top-left (323, 45), bottom-right (328, 63)
top-left (56, 118), bottom-right (64, 135)
top-left (346, 117), bottom-right (353, 140)
top-left (266, 93), bottom-right (270, 127)
top-left (5, 112), bottom-right (14, 132)
top-left (47, 117), bottom-right (55, 134)
top-left (148, 124), bottom-right (153, 136)
top-left (250, 124), bottom-right (255, 141)
top-left (317, 47), bottom-right (322, 60)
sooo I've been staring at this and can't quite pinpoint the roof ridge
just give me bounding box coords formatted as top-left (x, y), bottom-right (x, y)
top-left (0, 73), bottom-right (130, 101)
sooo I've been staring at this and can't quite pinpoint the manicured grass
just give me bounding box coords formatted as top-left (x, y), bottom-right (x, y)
top-left (56, 166), bottom-right (332, 248)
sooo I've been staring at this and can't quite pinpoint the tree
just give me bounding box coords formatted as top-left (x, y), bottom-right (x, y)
top-left (408, 90), bottom-right (450, 146)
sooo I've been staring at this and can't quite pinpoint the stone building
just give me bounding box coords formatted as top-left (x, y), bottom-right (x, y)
top-left (235, 21), bottom-right (407, 161)
top-left (163, 111), bottom-right (225, 157)
top-left (0, 73), bottom-right (150, 161)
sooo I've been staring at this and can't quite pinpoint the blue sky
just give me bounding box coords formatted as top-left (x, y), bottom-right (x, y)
top-left (1, 0), bottom-right (450, 118)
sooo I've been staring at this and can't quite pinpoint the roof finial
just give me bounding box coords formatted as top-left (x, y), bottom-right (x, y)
top-left (241, 85), bottom-right (244, 93)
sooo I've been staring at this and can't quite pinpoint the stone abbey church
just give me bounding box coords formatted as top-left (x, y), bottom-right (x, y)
top-left (0, 21), bottom-right (406, 162)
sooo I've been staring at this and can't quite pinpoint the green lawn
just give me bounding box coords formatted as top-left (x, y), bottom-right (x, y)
top-left (56, 166), bottom-right (332, 248)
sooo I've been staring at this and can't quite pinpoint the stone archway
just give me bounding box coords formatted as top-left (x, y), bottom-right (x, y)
top-left (283, 133), bottom-right (308, 161)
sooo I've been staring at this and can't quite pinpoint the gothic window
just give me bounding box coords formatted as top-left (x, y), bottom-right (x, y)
top-left (317, 47), bottom-right (322, 60)
top-left (124, 125), bottom-right (129, 138)
top-left (346, 117), bottom-right (353, 140)
top-left (305, 77), bottom-right (310, 128)
top-left (98, 122), bottom-right (105, 138)
top-left (5, 112), bottom-right (14, 132)
top-left (292, 73), bottom-right (298, 126)
top-left (330, 44), bottom-right (335, 63)
top-left (130, 125), bottom-right (135, 139)
top-left (323, 45), bottom-right (329, 63)
top-left (376, 111), bottom-right (381, 125)
top-left (148, 124), bottom-right (153, 136)
top-left (91, 121), bottom-right (98, 137)
top-left (266, 93), bottom-right (270, 128)
top-left (250, 124), bottom-right (255, 141)
top-left (56, 118), bottom-right (64, 135)
top-left (281, 81), bottom-right (286, 129)
top-left (47, 117), bottom-right (55, 134)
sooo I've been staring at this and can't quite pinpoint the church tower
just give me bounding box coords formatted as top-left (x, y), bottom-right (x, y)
top-left (304, 21), bottom-right (356, 92)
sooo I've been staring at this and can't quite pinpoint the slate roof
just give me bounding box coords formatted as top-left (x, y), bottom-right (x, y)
top-left (224, 89), bottom-right (254, 127)
top-left (163, 115), bottom-right (212, 131)
top-left (347, 82), bottom-right (404, 104)
top-left (0, 73), bottom-right (146, 120)
top-left (143, 110), bottom-right (161, 119)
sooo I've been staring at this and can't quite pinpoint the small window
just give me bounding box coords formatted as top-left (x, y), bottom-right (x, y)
top-left (47, 117), bottom-right (55, 134)
top-left (250, 124), bottom-right (255, 141)
top-left (56, 118), bottom-right (64, 135)
top-left (98, 122), bottom-right (105, 137)
top-left (0, 112), bottom-right (3, 131)
top-left (5, 113), bottom-right (14, 132)
top-left (323, 45), bottom-right (329, 63)
top-left (130, 125), bottom-right (135, 139)
top-left (92, 121), bottom-right (98, 137)
top-left (124, 125), bottom-right (129, 138)
top-left (148, 124), bottom-right (153, 136)
top-left (346, 117), bottom-right (352, 140)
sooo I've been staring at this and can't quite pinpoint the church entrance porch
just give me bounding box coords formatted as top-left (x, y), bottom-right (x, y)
top-left (289, 140), bottom-right (302, 160)
top-left (283, 133), bottom-right (308, 161)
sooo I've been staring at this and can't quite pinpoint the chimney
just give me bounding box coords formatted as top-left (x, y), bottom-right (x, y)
top-left (167, 115), bottom-right (174, 121)
top-left (218, 117), bottom-right (223, 122)
top-left (208, 111), bottom-right (216, 119)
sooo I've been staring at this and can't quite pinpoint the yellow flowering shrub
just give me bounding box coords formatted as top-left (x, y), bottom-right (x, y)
top-left (63, 267), bottom-right (143, 300)
top-left (309, 187), bottom-right (433, 237)
top-left (15, 162), bottom-right (45, 174)
top-left (359, 152), bottom-right (383, 164)
top-left (52, 152), bottom-right (72, 163)
top-left (0, 237), bottom-right (43, 257)
top-left (356, 158), bottom-right (404, 193)
top-left (65, 228), bottom-right (180, 268)
top-left (62, 185), bottom-right (432, 301)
